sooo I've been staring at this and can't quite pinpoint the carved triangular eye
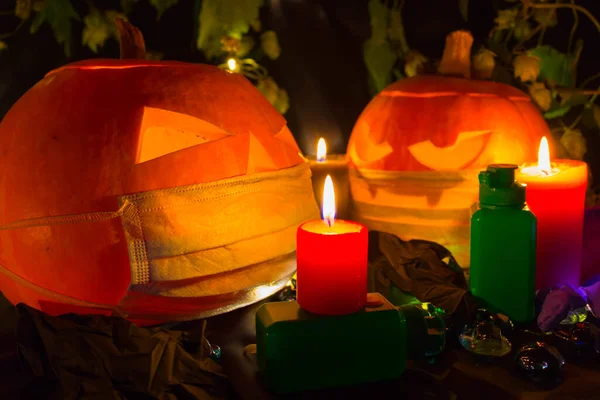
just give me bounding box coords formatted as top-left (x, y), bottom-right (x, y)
top-left (136, 106), bottom-right (232, 164)
top-left (407, 130), bottom-right (492, 171)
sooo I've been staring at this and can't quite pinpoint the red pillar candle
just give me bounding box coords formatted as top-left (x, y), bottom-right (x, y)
top-left (297, 175), bottom-right (368, 315)
top-left (517, 137), bottom-right (588, 289)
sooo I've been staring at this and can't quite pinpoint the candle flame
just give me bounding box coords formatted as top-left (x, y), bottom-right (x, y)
top-left (316, 138), bottom-right (327, 162)
top-left (227, 58), bottom-right (237, 72)
top-left (538, 136), bottom-right (551, 174)
top-left (323, 175), bottom-right (335, 226)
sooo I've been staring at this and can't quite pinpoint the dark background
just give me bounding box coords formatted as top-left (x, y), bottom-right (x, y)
top-left (0, 0), bottom-right (599, 156)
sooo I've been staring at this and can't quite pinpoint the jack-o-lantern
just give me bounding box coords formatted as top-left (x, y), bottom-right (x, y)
top-left (348, 31), bottom-right (550, 268)
top-left (0, 20), bottom-right (318, 325)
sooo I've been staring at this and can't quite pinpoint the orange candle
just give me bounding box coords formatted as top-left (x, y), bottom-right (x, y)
top-left (306, 138), bottom-right (351, 220)
top-left (517, 137), bottom-right (588, 289)
top-left (296, 176), bottom-right (368, 315)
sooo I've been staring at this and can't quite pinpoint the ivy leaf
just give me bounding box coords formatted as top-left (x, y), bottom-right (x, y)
top-left (389, 9), bottom-right (409, 56)
top-left (404, 50), bottom-right (427, 77)
top-left (197, 0), bottom-right (264, 59)
top-left (514, 20), bottom-right (532, 41)
top-left (82, 8), bottom-right (112, 53)
top-left (560, 128), bottom-right (587, 161)
top-left (544, 106), bottom-right (570, 120)
top-left (364, 0), bottom-right (395, 95)
top-left (364, 39), bottom-right (397, 95)
top-left (260, 30), bottom-right (280, 60)
top-left (30, 0), bottom-right (80, 57)
top-left (149, 0), bottom-right (178, 19)
top-left (368, 0), bottom-right (388, 43)
top-left (82, 9), bottom-right (125, 53)
top-left (513, 55), bottom-right (540, 82)
top-left (528, 82), bottom-right (552, 111)
top-left (472, 48), bottom-right (496, 79)
top-left (458, 0), bottom-right (468, 21)
top-left (528, 46), bottom-right (575, 88)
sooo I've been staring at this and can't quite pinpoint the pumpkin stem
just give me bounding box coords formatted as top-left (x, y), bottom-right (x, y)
top-left (115, 17), bottom-right (146, 60)
top-left (437, 30), bottom-right (473, 79)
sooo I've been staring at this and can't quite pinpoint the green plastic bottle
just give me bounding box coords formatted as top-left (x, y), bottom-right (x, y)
top-left (469, 164), bottom-right (537, 325)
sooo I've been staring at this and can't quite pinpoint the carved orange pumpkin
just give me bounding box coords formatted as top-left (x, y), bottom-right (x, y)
top-left (0, 22), bottom-right (318, 324)
top-left (348, 75), bottom-right (549, 171)
top-left (348, 33), bottom-right (549, 172)
top-left (348, 31), bottom-right (551, 268)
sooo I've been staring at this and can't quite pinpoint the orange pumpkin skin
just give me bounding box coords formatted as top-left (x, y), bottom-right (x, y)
top-left (348, 75), bottom-right (551, 171)
top-left (0, 59), bottom-right (304, 320)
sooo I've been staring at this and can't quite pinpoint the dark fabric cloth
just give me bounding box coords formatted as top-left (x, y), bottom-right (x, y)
top-left (15, 304), bottom-right (232, 400)
top-left (368, 231), bottom-right (478, 322)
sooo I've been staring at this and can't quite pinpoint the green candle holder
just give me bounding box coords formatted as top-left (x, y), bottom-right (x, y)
top-left (256, 292), bottom-right (420, 394)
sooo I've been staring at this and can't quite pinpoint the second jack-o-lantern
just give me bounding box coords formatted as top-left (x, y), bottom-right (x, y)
top-left (348, 31), bottom-right (550, 267)
top-left (0, 21), bottom-right (319, 325)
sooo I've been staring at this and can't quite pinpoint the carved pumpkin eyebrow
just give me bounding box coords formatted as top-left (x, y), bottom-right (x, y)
top-left (136, 106), bottom-right (232, 164)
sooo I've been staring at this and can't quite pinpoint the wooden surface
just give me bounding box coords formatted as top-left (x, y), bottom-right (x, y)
top-left (1, 291), bottom-right (600, 399)
top-left (205, 300), bottom-right (600, 400)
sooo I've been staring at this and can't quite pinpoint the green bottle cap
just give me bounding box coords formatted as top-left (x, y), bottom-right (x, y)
top-left (478, 164), bottom-right (526, 207)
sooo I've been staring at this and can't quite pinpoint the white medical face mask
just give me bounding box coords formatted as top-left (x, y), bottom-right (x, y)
top-left (350, 168), bottom-right (478, 269)
top-left (0, 163), bottom-right (319, 322)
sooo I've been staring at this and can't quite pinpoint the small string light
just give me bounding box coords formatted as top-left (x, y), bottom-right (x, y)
top-left (227, 58), bottom-right (237, 72)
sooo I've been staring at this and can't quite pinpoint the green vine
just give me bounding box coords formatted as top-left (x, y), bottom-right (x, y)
top-left (0, 0), bottom-right (289, 114)
top-left (363, 0), bottom-right (600, 204)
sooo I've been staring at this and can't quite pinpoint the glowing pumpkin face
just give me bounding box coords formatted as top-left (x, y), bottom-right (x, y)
top-left (348, 75), bottom-right (550, 171)
top-left (0, 59), bottom-right (315, 324)
top-left (348, 30), bottom-right (554, 269)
